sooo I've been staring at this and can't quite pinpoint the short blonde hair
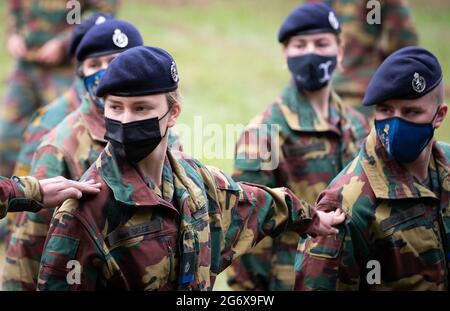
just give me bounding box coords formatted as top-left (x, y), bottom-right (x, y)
top-left (166, 90), bottom-right (180, 109)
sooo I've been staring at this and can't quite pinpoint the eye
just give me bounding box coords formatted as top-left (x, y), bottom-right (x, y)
top-left (376, 106), bottom-right (394, 116)
top-left (291, 41), bottom-right (306, 48)
top-left (316, 41), bottom-right (330, 48)
top-left (135, 106), bottom-right (149, 112)
top-left (109, 104), bottom-right (122, 111)
top-left (405, 110), bottom-right (420, 116)
top-left (87, 62), bottom-right (99, 69)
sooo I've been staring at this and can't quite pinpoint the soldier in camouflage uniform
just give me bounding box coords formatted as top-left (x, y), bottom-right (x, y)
top-left (2, 18), bottom-right (145, 291)
top-left (5, 13), bottom-right (115, 243)
top-left (13, 13), bottom-right (115, 178)
top-left (36, 45), bottom-right (344, 291)
top-left (0, 0), bottom-right (119, 177)
top-left (295, 46), bottom-right (450, 290)
top-left (307, 0), bottom-right (418, 117)
top-left (227, 3), bottom-right (369, 291)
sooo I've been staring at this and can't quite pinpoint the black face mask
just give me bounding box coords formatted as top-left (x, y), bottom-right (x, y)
top-left (287, 53), bottom-right (337, 91)
top-left (104, 109), bottom-right (171, 163)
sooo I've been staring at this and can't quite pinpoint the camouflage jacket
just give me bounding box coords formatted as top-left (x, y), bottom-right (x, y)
top-left (3, 94), bottom-right (106, 290)
top-left (13, 79), bottom-right (85, 177)
top-left (0, 176), bottom-right (43, 218)
top-left (314, 0), bottom-right (418, 110)
top-left (36, 145), bottom-right (315, 291)
top-left (228, 84), bottom-right (369, 290)
top-left (8, 0), bottom-right (119, 55)
top-left (295, 130), bottom-right (450, 290)
top-left (4, 95), bottom-right (184, 290)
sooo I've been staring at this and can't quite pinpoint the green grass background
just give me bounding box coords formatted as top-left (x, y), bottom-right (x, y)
top-left (121, 0), bottom-right (450, 173)
top-left (0, 0), bottom-right (448, 290)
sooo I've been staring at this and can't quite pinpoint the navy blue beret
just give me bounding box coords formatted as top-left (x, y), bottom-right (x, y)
top-left (68, 13), bottom-right (113, 58)
top-left (76, 19), bottom-right (143, 62)
top-left (363, 46), bottom-right (443, 106)
top-left (96, 46), bottom-right (179, 97)
top-left (278, 3), bottom-right (341, 43)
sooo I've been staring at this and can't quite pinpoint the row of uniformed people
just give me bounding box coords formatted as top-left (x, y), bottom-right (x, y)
top-left (1, 2), bottom-right (449, 291)
top-left (1, 5), bottom-right (343, 291)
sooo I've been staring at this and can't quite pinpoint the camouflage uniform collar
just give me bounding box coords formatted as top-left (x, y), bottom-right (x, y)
top-left (97, 144), bottom-right (206, 213)
top-left (360, 130), bottom-right (448, 200)
top-left (279, 83), bottom-right (343, 134)
top-left (144, 156), bottom-right (174, 202)
top-left (166, 150), bottom-right (208, 214)
top-left (73, 78), bottom-right (85, 103)
top-left (96, 145), bottom-right (209, 289)
top-left (79, 95), bottom-right (107, 143)
top-left (62, 78), bottom-right (84, 113)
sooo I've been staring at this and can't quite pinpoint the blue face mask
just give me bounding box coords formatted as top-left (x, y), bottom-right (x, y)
top-left (83, 69), bottom-right (106, 108)
top-left (375, 108), bottom-right (440, 163)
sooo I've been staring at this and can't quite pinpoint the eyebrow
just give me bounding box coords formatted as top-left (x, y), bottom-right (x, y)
top-left (130, 100), bottom-right (156, 106)
top-left (106, 98), bottom-right (123, 104)
top-left (290, 37), bottom-right (306, 43)
top-left (402, 105), bottom-right (425, 111)
top-left (376, 103), bottom-right (389, 108)
top-left (106, 98), bottom-right (159, 106)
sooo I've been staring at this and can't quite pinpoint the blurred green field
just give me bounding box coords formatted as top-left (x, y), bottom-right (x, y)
top-left (117, 0), bottom-right (450, 174)
top-left (0, 0), bottom-right (449, 291)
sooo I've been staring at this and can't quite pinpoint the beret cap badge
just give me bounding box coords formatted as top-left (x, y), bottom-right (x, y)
top-left (112, 29), bottom-right (129, 48)
top-left (95, 16), bottom-right (106, 25)
top-left (170, 61), bottom-right (179, 83)
top-left (328, 12), bottom-right (339, 30)
top-left (412, 72), bottom-right (426, 93)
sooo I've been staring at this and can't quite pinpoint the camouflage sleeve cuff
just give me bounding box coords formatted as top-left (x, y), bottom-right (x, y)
top-left (8, 176), bottom-right (44, 213)
top-left (292, 199), bottom-right (317, 238)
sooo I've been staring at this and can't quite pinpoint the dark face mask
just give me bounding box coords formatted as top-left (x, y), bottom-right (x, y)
top-left (287, 53), bottom-right (337, 91)
top-left (104, 109), bottom-right (171, 163)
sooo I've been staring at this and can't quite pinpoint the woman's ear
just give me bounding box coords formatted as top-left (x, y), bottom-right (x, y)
top-left (336, 38), bottom-right (345, 72)
top-left (167, 102), bottom-right (181, 128)
top-left (76, 62), bottom-right (84, 78)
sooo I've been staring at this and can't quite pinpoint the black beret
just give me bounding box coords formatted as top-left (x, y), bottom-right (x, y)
top-left (68, 13), bottom-right (113, 58)
top-left (363, 46), bottom-right (443, 106)
top-left (96, 46), bottom-right (179, 97)
top-left (76, 19), bottom-right (143, 62)
top-left (278, 2), bottom-right (341, 43)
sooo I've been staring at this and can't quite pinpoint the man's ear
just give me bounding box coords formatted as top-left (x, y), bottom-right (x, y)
top-left (434, 103), bottom-right (448, 128)
top-left (167, 102), bottom-right (181, 128)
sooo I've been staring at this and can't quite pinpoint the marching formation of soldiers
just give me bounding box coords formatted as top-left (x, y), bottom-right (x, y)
top-left (0, 0), bottom-right (448, 291)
